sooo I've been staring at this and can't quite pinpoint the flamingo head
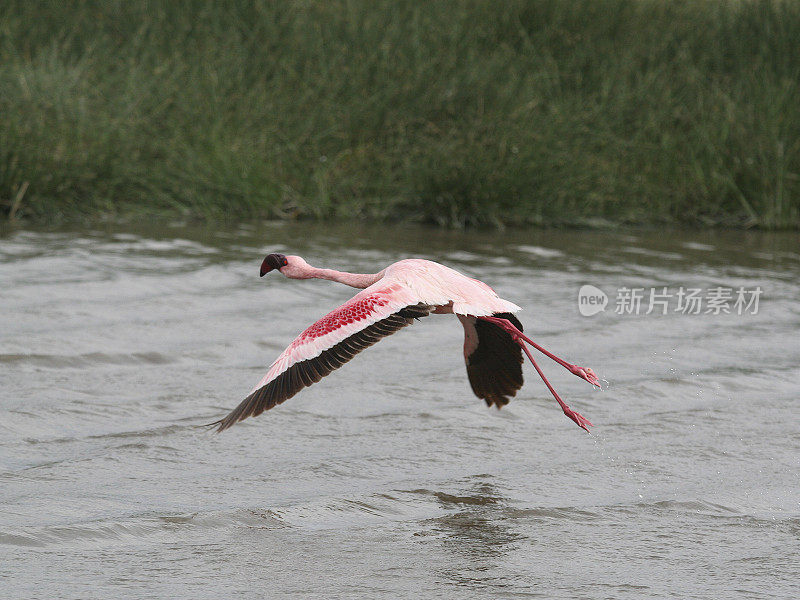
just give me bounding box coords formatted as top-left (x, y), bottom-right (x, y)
top-left (260, 253), bottom-right (288, 276)
top-left (260, 254), bottom-right (312, 278)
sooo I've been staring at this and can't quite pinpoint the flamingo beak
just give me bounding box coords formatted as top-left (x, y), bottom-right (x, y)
top-left (259, 259), bottom-right (272, 277)
top-left (260, 253), bottom-right (286, 276)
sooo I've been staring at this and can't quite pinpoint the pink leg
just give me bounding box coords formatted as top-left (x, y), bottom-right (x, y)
top-left (479, 316), bottom-right (594, 432)
top-left (519, 341), bottom-right (593, 431)
top-left (480, 316), bottom-right (600, 387)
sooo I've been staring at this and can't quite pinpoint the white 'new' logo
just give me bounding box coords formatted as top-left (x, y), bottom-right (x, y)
top-left (578, 285), bottom-right (608, 316)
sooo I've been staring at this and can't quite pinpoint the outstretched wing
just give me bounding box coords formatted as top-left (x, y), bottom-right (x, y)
top-left (461, 313), bottom-right (524, 408)
top-left (213, 282), bottom-right (431, 431)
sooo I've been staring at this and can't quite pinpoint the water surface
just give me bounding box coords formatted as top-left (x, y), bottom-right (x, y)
top-left (1, 222), bottom-right (799, 599)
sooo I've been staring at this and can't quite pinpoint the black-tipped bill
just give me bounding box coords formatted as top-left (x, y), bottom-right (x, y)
top-left (260, 253), bottom-right (288, 276)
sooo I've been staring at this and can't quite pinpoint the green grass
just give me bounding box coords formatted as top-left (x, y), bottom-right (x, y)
top-left (1, 0), bottom-right (799, 227)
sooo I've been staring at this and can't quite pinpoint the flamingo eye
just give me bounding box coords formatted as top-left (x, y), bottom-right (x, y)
top-left (282, 257), bottom-right (288, 266)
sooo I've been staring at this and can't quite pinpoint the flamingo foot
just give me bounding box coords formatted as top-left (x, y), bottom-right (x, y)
top-left (562, 405), bottom-right (593, 432)
top-left (570, 366), bottom-right (601, 388)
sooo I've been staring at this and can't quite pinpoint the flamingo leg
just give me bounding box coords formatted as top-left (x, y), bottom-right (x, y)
top-left (479, 316), bottom-right (600, 387)
top-left (478, 316), bottom-right (595, 432)
top-left (519, 341), bottom-right (593, 431)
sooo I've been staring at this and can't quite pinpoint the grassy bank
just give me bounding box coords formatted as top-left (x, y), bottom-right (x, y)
top-left (1, 0), bottom-right (799, 227)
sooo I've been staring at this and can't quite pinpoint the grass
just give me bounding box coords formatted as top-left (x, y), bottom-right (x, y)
top-left (1, 0), bottom-right (799, 228)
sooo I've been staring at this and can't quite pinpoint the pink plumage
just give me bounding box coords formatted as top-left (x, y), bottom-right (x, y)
top-left (211, 254), bottom-right (598, 432)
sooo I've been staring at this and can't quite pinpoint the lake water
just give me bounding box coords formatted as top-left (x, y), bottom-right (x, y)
top-left (1, 222), bottom-right (798, 599)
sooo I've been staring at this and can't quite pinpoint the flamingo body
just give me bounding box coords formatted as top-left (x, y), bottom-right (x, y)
top-left (211, 254), bottom-right (596, 432)
top-left (247, 259), bottom-right (519, 396)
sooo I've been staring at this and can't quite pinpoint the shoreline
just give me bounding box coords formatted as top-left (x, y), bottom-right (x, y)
top-left (2, 0), bottom-right (798, 228)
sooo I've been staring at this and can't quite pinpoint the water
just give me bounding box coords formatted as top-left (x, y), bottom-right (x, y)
top-left (1, 222), bottom-right (798, 599)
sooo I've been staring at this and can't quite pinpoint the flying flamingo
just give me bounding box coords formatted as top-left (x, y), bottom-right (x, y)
top-left (211, 254), bottom-right (599, 432)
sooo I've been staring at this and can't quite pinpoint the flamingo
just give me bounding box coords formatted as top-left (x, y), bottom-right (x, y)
top-left (211, 254), bottom-right (599, 432)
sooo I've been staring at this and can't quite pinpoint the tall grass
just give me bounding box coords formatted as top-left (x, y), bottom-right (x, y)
top-left (1, 0), bottom-right (799, 227)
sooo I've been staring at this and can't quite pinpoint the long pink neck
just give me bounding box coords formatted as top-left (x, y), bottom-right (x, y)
top-left (305, 267), bottom-right (383, 289)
